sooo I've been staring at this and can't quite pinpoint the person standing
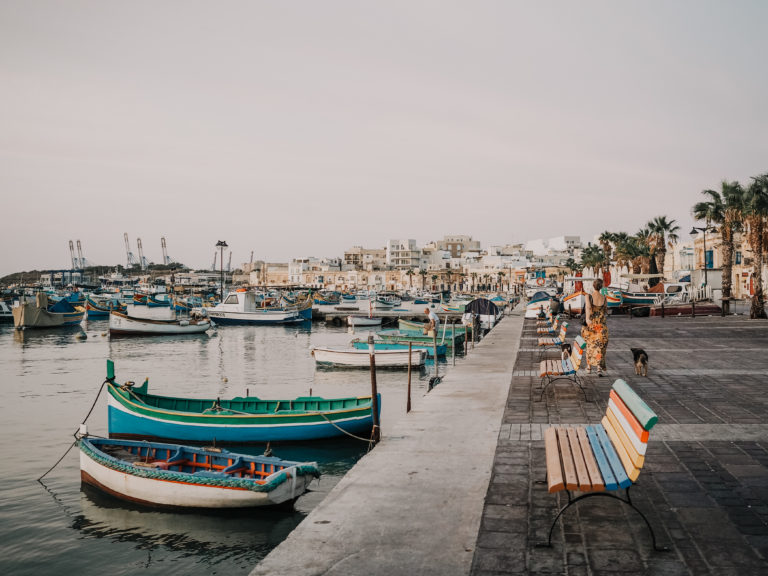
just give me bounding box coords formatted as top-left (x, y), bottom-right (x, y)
top-left (424, 307), bottom-right (440, 334)
top-left (582, 278), bottom-right (609, 376)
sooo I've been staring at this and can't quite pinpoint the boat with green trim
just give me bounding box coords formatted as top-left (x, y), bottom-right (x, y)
top-left (350, 338), bottom-right (447, 357)
top-left (397, 318), bottom-right (469, 338)
top-left (105, 360), bottom-right (379, 443)
top-left (375, 329), bottom-right (465, 348)
top-left (79, 435), bottom-right (319, 508)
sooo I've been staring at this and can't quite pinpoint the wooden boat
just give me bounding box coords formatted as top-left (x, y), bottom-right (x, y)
top-left (109, 310), bottom-right (212, 335)
top-left (397, 318), bottom-right (468, 337)
top-left (525, 291), bottom-right (553, 319)
top-left (649, 301), bottom-right (721, 316)
top-left (376, 329), bottom-right (465, 347)
top-left (312, 346), bottom-right (425, 368)
top-left (78, 436), bottom-right (319, 509)
top-left (12, 293), bottom-right (85, 329)
top-left (561, 291), bottom-right (585, 315)
top-left (105, 360), bottom-right (379, 442)
top-left (440, 303), bottom-right (465, 313)
top-left (0, 300), bottom-right (13, 323)
top-left (350, 339), bottom-right (447, 357)
top-left (85, 296), bottom-right (127, 317)
top-left (208, 291), bottom-right (301, 325)
top-left (347, 315), bottom-right (382, 327)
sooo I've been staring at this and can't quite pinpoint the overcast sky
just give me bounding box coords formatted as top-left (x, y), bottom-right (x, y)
top-left (2, 1), bottom-right (767, 277)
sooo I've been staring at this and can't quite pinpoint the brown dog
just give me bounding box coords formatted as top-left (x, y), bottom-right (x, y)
top-left (630, 348), bottom-right (649, 376)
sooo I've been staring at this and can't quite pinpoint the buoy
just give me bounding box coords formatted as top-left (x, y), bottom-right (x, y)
top-left (222, 376), bottom-right (228, 382)
top-left (76, 331), bottom-right (87, 340)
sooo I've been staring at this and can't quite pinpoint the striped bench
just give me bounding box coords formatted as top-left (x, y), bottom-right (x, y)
top-left (538, 335), bottom-right (587, 400)
top-left (536, 312), bottom-right (557, 329)
top-left (539, 379), bottom-right (666, 551)
top-left (537, 321), bottom-right (569, 359)
top-left (536, 315), bottom-right (561, 336)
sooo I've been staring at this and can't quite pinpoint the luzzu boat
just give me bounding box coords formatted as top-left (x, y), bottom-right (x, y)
top-left (105, 360), bottom-right (379, 443)
top-left (12, 293), bottom-right (85, 329)
top-left (79, 436), bottom-right (319, 509)
top-left (350, 338), bottom-right (447, 357)
top-left (397, 318), bottom-right (468, 337)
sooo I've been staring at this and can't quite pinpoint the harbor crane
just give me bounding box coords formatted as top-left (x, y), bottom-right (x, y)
top-left (69, 240), bottom-right (77, 270)
top-left (161, 237), bottom-right (175, 265)
top-left (76, 240), bottom-right (87, 268)
top-left (227, 251), bottom-right (232, 272)
top-left (124, 233), bottom-right (138, 268)
top-left (136, 238), bottom-right (149, 270)
top-left (211, 251), bottom-right (218, 271)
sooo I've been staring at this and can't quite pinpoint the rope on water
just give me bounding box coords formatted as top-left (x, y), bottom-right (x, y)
top-left (318, 412), bottom-right (376, 445)
top-left (38, 378), bottom-right (109, 482)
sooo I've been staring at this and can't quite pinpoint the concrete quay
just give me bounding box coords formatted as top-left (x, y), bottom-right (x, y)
top-left (252, 309), bottom-right (768, 576)
top-left (252, 308), bottom-right (525, 576)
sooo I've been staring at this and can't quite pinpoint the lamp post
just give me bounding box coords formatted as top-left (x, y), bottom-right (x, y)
top-left (215, 240), bottom-right (228, 299)
top-left (690, 226), bottom-right (714, 286)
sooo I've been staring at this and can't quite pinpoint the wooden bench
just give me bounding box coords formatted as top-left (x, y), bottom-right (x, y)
top-left (538, 335), bottom-right (586, 400)
top-left (537, 321), bottom-right (569, 360)
top-left (539, 379), bottom-right (666, 551)
top-left (536, 311), bottom-right (557, 329)
top-left (537, 314), bottom-right (561, 336)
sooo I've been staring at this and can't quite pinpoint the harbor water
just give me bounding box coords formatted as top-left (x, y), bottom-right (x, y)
top-left (0, 318), bottom-right (454, 575)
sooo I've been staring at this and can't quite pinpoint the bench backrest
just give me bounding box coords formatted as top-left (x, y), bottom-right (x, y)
top-left (601, 379), bottom-right (658, 482)
top-left (569, 335), bottom-right (586, 370)
top-left (557, 322), bottom-right (568, 340)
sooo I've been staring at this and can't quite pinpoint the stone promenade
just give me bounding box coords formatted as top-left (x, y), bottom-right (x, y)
top-left (471, 312), bottom-right (768, 576)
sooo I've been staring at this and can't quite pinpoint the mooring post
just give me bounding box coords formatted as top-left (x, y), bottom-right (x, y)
top-left (691, 299), bottom-right (696, 318)
top-left (368, 335), bottom-right (380, 443)
top-left (406, 341), bottom-right (412, 413)
top-left (433, 329), bottom-right (439, 378)
top-left (661, 302), bottom-right (665, 318)
top-left (452, 320), bottom-right (456, 366)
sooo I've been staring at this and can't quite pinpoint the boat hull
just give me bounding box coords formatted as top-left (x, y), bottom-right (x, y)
top-left (561, 292), bottom-right (585, 315)
top-left (107, 384), bottom-right (377, 443)
top-left (109, 311), bottom-right (211, 335)
top-left (649, 302), bottom-right (721, 316)
top-left (351, 340), bottom-right (446, 357)
top-left (12, 302), bottom-right (84, 328)
top-left (347, 315), bottom-right (382, 327)
top-left (79, 438), bottom-right (317, 508)
top-left (312, 347), bottom-right (425, 367)
top-left (206, 310), bottom-right (301, 325)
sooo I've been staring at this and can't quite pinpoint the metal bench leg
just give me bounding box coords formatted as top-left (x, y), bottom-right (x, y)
top-left (537, 489), bottom-right (669, 552)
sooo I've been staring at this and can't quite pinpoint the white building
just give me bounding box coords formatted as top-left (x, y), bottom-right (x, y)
top-left (386, 239), bottom-right (421, 269)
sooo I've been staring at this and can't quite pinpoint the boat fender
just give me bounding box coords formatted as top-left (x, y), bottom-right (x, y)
top-left (179, 320), bottom-right (189, 326)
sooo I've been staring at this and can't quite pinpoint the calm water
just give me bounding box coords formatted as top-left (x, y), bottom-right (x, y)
top-left (0, 317), bottom-right (454, 575)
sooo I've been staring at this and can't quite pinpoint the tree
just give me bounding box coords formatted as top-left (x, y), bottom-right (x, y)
top-left (648, 216), bottom-right (680, 277)
top-left (693, 181), bottom-right (744, 299)
top-left (497, 270), bottom-right (506, 291)
top-left (580, 245), bottom-right (605, 275)
top-left (634, 227), bottom-right (654, 274)
top-left (471, 272), bottom-right (478, 292)
top-left (405, 268), bottom-right (415, 290)
top-left (431, 274), bottom-right (438, 291)
top-left (743, 173), bottom-right (768, 319)
top-left (419, 269), bottom-right (427, 291)
top-left (598, 231), bottom-right (615, 271)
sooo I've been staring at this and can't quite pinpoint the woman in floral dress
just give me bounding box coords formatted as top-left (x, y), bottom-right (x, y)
top-left (582, 278), bottom-right (609, 376)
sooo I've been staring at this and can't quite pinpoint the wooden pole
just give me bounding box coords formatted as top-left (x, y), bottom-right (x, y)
top-left (368, 335), bottom-right (380, 443)
top-left (433, 329), bottom-right (438, 378)
top-left (406, 342), bottom-right (412, 413)
top-left (452, 320), bottom-right (456, 366)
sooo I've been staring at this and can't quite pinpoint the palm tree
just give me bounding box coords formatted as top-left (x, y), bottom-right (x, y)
top-left (743, 173), bottom-right (768, 319)
top-left (497, 270), bottom-right (506, 291)
top-left (692, 181), bottom-right (745, 299)
top-left (431, 274), bottom-right (438, 291)
top-left (648, 216), bottom-right (680, 277)
top-left (580, 245), bottom-right (605, 276)
top-left (471, 272), bottom-right (478, 292)
top-left (405, 269), bottom-right (415, 290)
top-left (598, 231), bottom-right (615, 271)
top-left (634, 227), bottom-right (654, 274)
top-left (419, 269), bottom-right (427, 291)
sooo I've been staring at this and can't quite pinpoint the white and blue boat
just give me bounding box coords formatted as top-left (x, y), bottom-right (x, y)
top-left (207, 291), bottom-right (301, 325)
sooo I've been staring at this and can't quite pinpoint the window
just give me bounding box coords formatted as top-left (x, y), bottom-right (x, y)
top-left (224, 294), bottom-right (239, 304)
top-left (735, 251), bottom-right (742, 265)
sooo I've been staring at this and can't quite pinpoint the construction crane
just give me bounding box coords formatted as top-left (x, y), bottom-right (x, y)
top-left (124, 233), bottom-right (138, 267)
top-left (211, 251), bottom-right (218, 271)
top-left (69, 240), bottom-right (77, 270)
top-left (160, 237), bottom-right (175, 265)
top-left (227, 251), bottom-right (232, 272)
top-left (136, 238), bottom-right (148, 270)
top-left (76, 240), bottom-right (86, 268)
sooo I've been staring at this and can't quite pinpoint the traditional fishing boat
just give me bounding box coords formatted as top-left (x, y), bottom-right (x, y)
top-left (350, 339), bottom-right (447, 357)
top-left (397, 318), bottom-right (468, 337)
top-left (0, 300), bottom-right (13, 323)
top-left (85, 295), bottom-right (127, 318)
top-left (78, 435), bottom-right (319, 509)
top-left (109, 310), bottom-right (212, 335)
top-left (207, 291), bottom-right (301, 325)
top-left (312, 346), bottom-right (426, 368)
top-left (525, 291), bottom-right (554, 319)
top-left (376, 329), bottom-right (465, 348)
top-left (105, 360), bottom-right (379, 442)
top-left (347, 315), bottom-right (382, 327)
top-left (12, 293), bottom-right (85, 329)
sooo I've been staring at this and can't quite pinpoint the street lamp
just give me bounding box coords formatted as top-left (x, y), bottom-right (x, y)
top-left (215, 240), bottom-right (228, 299)
top-left (689, 226), bottom-right (714, 286)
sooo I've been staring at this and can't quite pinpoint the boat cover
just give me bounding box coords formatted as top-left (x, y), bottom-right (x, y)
top-left (464, 298), bottom-right (500, 315)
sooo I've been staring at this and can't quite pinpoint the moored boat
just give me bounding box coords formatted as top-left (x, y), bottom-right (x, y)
top-left (12, 293), bottom-right (85, 329)
top-left (85, 295), bottom-right (127, 317)
top-left (0, 300), bottom-right (13, 323)
top-left (109, 310), bottom-right (212, 335)
top-left (525, 291), bottom-right (553, 319)
top-left (347, 315), bottom-right (382, 327)
top-left (312, 346), bottom-right (426, 368)
top-left (78, 436), bottom-right (319, 509)
top-left (397, 318), bottom-right (468, 337)
top-left (350, 338), bottom-right (447, 357)
top-left (207, 291), bottom-right (301, 325)
top-left (105, 360), bottom-right (379, 442)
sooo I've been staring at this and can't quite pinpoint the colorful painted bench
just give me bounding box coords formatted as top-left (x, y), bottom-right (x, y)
top-left (538, 335), bottom-right (587, 400)
top-left (536, 311), bottom-right (557, 329)
top-left (537, 321), bottom-right (569, 360)
top-left (539, 379), bottom-right (666, 551)
top-left (537, 314), bottom-right (562, 336)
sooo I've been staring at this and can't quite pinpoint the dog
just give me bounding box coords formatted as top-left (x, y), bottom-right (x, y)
top-left (561, 342), bottom-right (572, 361)
top-left (630, 348), bottom-right (649, 376)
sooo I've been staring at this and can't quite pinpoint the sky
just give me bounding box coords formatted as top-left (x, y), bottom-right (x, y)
top-left (1, 1), bottom-right (767, 277)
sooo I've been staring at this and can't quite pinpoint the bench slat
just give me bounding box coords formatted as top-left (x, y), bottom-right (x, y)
top-left (594, 424), bottom-right (632, 488)
top-left (601, 415), bottom-right (641, 481)
top-left (613, 379), bottom-right (658, 431)
top-left (605, 408), bottom-right (646, 469)
top-left (576, 427), bottom-right (604, 491)
top-left (609, 390), bottom-right (649, 442)
top-left (544, 427), bottom-right (564, 493)
top-left (608, 398), bottom-right (647, 455)
top-left (566, 427), bottom-right (593, 491)
top-left (585, 426), bottom-right (618, 491)
top-left (557, 428), bottom-right (578, 490)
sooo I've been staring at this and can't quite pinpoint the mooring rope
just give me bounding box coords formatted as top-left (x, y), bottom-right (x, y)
top-left (38, 378), bottom-right (109, 481)
top-left (318, 412), bottom-right (376, 445)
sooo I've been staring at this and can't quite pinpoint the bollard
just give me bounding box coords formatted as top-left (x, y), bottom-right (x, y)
top-left (452, 320), bottom-right (456, 366)
top-left (433, 330), bottom-right (439, 378)
top-left (661, 302), bottom-right (665, 318)
top-left (406, 342), bottom-right (412, 413)
top-left (367, 335), bottom-right (381, 443)
top-left (691, 300), bottom-right (696, 318)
